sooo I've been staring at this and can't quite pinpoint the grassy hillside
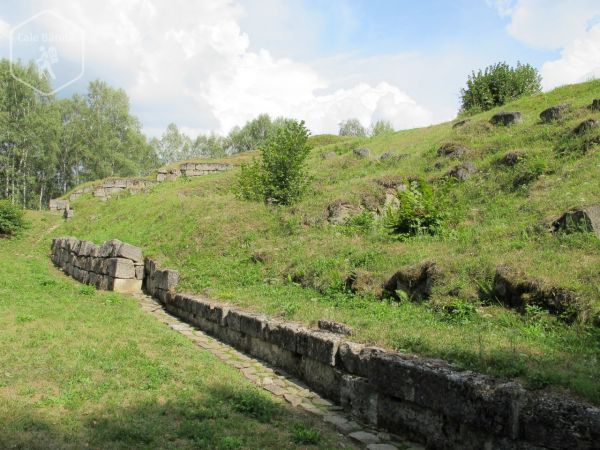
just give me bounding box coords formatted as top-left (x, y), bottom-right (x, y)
top-left (60, 80), bottom-right (600, 404)
top-left (0, 213), bottom-right (351, 449)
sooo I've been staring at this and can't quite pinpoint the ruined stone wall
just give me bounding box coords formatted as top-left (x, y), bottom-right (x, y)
top-left (48, 240), bottom-right (600, 449)
top-left (49, 162), bottom-right (232, 208)
top-left (156, 162), bottom-right (230, 181)
top-left (142, 260), bottom-right (599, 450)
top-left (51, 237), bottom-right (144, 293)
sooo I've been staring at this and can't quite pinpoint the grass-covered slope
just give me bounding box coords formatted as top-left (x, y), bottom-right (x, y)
top-left (60, 80), bottom-right (600, 404)
top-left (0, 213), bottom-right (350, 450)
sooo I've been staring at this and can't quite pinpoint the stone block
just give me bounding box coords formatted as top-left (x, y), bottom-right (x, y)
top-left (226, 310), bottom-right (267, 338)
top-left (100, 239), bottom-right (123, 258)
top-left (110, 277), bottom-right (142, 293)
top-left (96, 275), bottom-right (110, 290)
top-left (135, 264), bottom-right (144, 280)
top-left (115, 242), bottom-right (143, 263)
top-left (77, 241), bottom-right (95, 257)
top-left (340, 374), bottom-right (378, 425)
top-left (263, 321), bottom-right (300, 353)
top-left (105, 258), bottom-right (135, 279)
top-left (155, 269), bottom-right (179, 291)
top-left (300, 357), bottom-right (342, 400)
top-left (296, 329), bottom-right (341, 366)
top-left (336, 342), bottom-right (384, 378)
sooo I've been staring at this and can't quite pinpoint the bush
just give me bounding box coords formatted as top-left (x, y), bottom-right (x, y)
top-left (291, 424), bottom-right (321, 445)
top-left (0, 200), bottom-right (26, 237)
top-left (338, 118), bottom-right (366, 137)
top-left (370, 119), bottom-right (394, 136)
top-left (460, 62), bottom-right (542, 114)
top-left (236, 119), bottom-right (311, 205)
top-left (384, 178), bottom-right (445, 238)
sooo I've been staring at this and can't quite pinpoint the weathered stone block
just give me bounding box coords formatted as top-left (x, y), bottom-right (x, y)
top-left (100, 239), bottom-right (123, 258)
top-left (264, 321), bottom-right (300, 353)
top-left (296, 329), bottom-right (341, 366)
top-left (110, 277), bottom-right (142, 293)
top-left (490, 111), bottom-right (522, 126)
top-left (105, 258), bottom-right (135, 278)
top-left (340, 374), bottom-right (378, 425)
top-left (135, 264), bottom-right (144, 280)
top-left (113, 242), bottom-right (143, 262)
top-left (336, 342), bottom-right (384, 378)
top-left (300, 357), bottom-right (342, 400)
top-left (155, 269), bottom-right (180, 291)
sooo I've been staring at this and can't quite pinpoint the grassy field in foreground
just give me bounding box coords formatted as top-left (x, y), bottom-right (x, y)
top-left (61, 80), bottom-right (600, 404)
top-left (0, 213), bottom-right (352, 450)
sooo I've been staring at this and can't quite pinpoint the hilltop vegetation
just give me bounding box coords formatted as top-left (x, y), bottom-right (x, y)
top-left (59, 79), bottom-right (600, 403)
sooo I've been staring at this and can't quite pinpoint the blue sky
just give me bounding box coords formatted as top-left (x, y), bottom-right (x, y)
top-left (0, 0), bottom-right (599, 137)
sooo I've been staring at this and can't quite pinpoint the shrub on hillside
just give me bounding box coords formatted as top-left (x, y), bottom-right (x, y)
top-left (236, 119), bottom-right (311, 205)
top-left (460, 62), bottom-right (542, 114)
top-left (339, 118), bottom-right (367, 137)
top-left (0, 200), bottom-right (26, 237)
top-left (370, 119), bottom-right (395, 136)
top-left (384, 178), bottom-right (445, 238)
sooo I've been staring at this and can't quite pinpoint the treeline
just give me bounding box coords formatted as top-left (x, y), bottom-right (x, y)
top-left (152, 114), bottom-right (293, 164)
top-left (0, 59), bottom-right (157, 209)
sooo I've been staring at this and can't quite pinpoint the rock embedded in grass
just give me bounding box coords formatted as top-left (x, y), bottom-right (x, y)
top-left (490, 111), bottom-right (522, 126)
top-left (552, 204), bottom-right (600, 239)
top-left (325, 200), bottom-right (362, 224)
top-left (591, 99), bottom-right (600, 110)
top-left (322, 151), bottom-right (337, 159)
top-left (573, 119), bottom-right (599, 135)
top-left (383, 262), bottom-right (442, 301)
top-left (437, 143), bottom-right (468, 158)
top-left (499, 151), bottom-right (524, 166)
top-left (353, 147), bottom-right (370, 158)
top-left (452, 119), bottom-right (469, 129)
top-left (446, 162), bottom-right (477, 181)
top-left (317, 319), bottom-right (353, 336)
top-left (539, 103), bottom-right (570, 122)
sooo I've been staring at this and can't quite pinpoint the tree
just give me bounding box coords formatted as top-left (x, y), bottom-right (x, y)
top-left (228, 113), bottom-right (274, 153)
top-left (338, 118), bottom-right (366, 137)
top-left (0, 59), bottom-right (159, 209)
top-left (370, 120), bottom-right (394, 136)
top-left (236, 119), bottom-right (311, 205)
top-left (460, 62), bottom-right (542, 114)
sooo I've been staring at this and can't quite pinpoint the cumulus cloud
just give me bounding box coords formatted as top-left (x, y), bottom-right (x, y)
top-left (491, 0), bottom-right (600, 89)
top-left (0, 0), bottom-right (434, 136)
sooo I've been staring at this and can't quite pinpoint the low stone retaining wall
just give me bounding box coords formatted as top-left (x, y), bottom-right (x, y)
top-left (142, 263), bottom-right (599, 450)
top-left (156, 162), bottom-right (230, 181)
top-left (67, 178), bottom-right (156, 202)
top-left (49, 162), bottom-right (232, 208)
top-left (49, 239), bottom-right (600, 449)
top-left (51, 237), bottom-right (144, 293)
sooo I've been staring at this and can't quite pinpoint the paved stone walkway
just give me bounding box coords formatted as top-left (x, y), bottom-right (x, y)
top-left (134, 293), bottom-right (425, 450)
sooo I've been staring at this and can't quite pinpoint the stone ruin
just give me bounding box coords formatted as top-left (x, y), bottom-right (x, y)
top-left (49, 161), bottom-right (232, 208)
top-left (51, 237), bottom-right (144, 293)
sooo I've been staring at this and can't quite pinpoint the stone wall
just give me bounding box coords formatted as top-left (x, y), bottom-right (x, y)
top-left (49, 161), bottom-right (232, 208)
top-left (51, 237), bottom-right (143, 293)
top-left (48, 241), bottom-right (600, 449)
top-left (142, 260), bottom-right (599, 450)
top-left (67, 178), bottom-right (156, 202)
top-left (156, 162), bottom-right (230, 181)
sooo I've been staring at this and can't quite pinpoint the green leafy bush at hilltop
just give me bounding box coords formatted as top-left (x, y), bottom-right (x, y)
top-left (460, 61), bottom-right (542, 113)
top-left (60, 79), bottom-right (600, 404)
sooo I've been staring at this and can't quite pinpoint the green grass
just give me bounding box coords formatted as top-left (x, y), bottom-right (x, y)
top-left (0, 213), bottom-right (353, 450)
top-left (60, 80), bottom-right (600, 404)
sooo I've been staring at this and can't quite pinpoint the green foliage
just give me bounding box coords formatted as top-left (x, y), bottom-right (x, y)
top-left (291, 424), bottom-right (321, 445)
top-left (230, 390), bottom-right (275, 423)
top-left (0, 60), bottom-right (157, 209)
top-left (370, 119), bottom-right (395, 136)
top-left (0, 200), bottom-right (26, 236)
top-left (236, 119), bottom-right (311, 205)
top-left (384, 178), bottom-right (445, 238)
top-left (460, 61), bottom-right (542, 113)
top-left (338, 118), bottom-right (367, 137)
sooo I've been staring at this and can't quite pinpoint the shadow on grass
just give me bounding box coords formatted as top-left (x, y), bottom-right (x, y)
top-left (0, 384), bottom-right (333, 450)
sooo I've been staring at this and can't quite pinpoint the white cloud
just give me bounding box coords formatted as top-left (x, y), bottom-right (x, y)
top-left (491, 0), bottom-right (600, 89)
top-left (0, 0), bottom-right (435, 137)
